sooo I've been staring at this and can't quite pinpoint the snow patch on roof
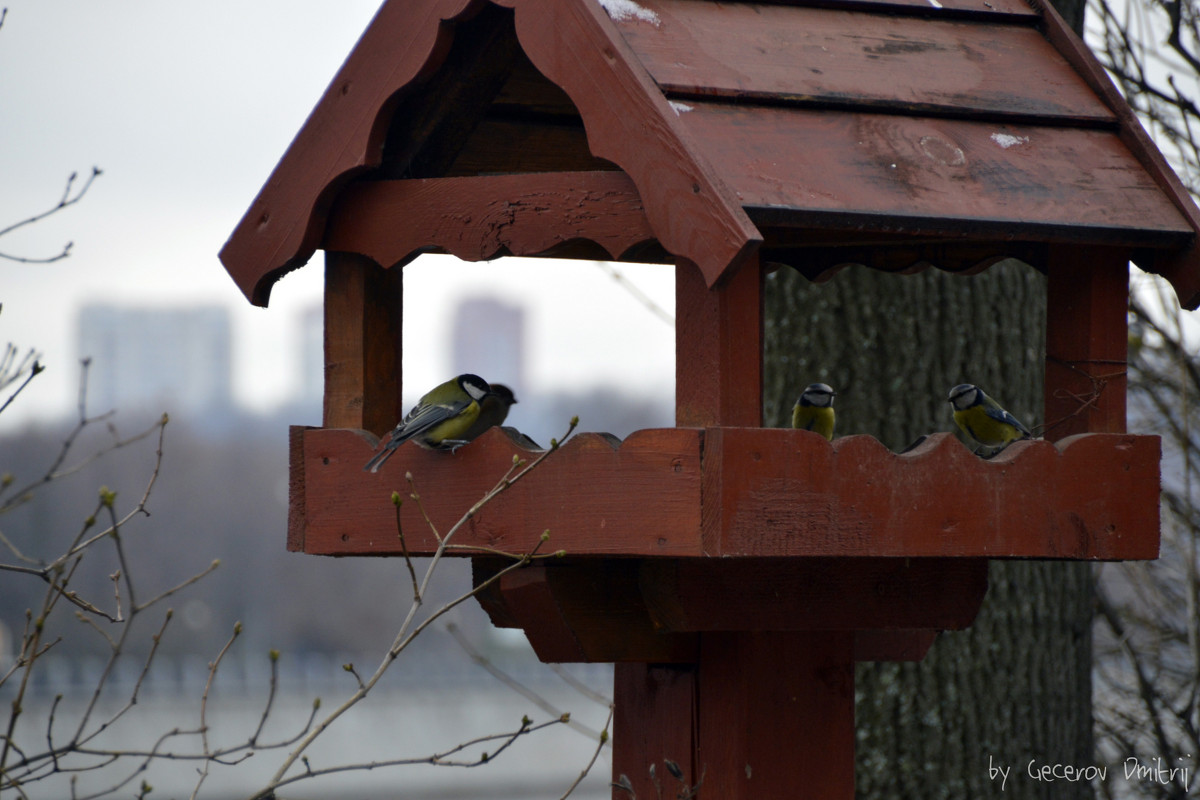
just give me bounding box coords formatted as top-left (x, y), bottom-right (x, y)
top-left (669, 101), bottom-right (694, 115)
top-left (600, 0), bottom-right (661, 25)
top-left (991, 132), bottom-right (1031, 149)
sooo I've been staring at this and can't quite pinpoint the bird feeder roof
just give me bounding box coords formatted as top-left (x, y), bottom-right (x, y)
top-left (220, 0), bottom-right (1200, 309)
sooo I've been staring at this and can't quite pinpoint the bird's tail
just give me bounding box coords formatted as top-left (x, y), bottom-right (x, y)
top-left (363, 446), bottom-right (395, 473)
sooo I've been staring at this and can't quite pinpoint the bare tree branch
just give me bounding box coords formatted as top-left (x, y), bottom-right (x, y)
top-left (0, 167), bottom-right (102, 264)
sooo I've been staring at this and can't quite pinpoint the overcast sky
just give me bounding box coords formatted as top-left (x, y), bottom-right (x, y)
top-left (0, 1), bottom-right (677, 431)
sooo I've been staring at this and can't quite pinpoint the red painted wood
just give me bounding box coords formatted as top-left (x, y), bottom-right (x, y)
top-left (701, 429), bottom-right (1160, 559)
top-left (677, 103), bottom-right (1193, 246)
top-left (789, 0), bottom-right (1039, 15)
top-left (480, 561), bottom-right (699, 663)
top-left (494, 566), bottom-right (587, 662)
top-left (1028, 0), bottom-right (1200, 309)
top-left (617, 1), bottom-right (1109, 123)
top-left (613, 664), bottom-right (698, 798)
top-left (675, 258), bottom-right (763, 430)
top-left (1045, 246), bottom-right (1129, 440)
top-left (324, 172), bottom-right (656, 268)
top-left (855, 630), bottom-right (939, 662)
top-left (473, 559), bottom-right (966, 664)
top-left (219, 0), bottom-right (479, 306)
top-left (220, 0), bottom-right (760, 304)
top-left (219, 0), bottom-right (1200, 308)
top-left (639, 558), bottom-right (988, 632)
top-left (770, 241), bottom-right (1045, 284)
top-left (294, 425), bottom-right (703, 557)
top-left (291, 426), bottom-right (1160, 559)
top-left (697, 632), bottom-right (855, 800)
top-left (288, 426), bottom-right (310, 552)
top-left (322, 252), bottom-right (404, 435)
top-left (496, 0), bottom-right (761, 287)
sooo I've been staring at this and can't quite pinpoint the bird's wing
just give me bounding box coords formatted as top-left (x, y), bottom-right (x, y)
top-left (983, 404), bottom-right (1032, 437)
top-left (391, 398), bottom-right (471, 443)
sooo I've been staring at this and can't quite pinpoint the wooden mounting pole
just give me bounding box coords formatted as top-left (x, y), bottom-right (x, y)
top-left (615, 256), bottom-right (854, 800)
top-left (674, 257), bottom-right (763, 428)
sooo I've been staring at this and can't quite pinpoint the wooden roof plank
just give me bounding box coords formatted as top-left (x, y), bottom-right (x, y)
top-left (616, 0), bottom-right (1111, 122)
top-left (677, 102), bottom-right (1193, 241)
top-left (220, 0), bottom-right (1200, 308)
top-left (220, 0), bottom-right (761, 304)
top-left (1025, 0), bottom-right (1200, 307)
top-left (219, 0), bottom-right (481, 306)
top-left (777, 0), bottom-right (1040, 16)
top-left (496, 0), bottom-right (761, 285)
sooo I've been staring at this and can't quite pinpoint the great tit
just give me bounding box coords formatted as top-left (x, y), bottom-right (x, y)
top-left (792, 382), bottom-right (836, 441)
top-left (947, 383), bottom-right (1032, 451)
top-left (363, 373), bottom-right (493, 472)
top-left (459, 383), bottom-right (517, 443)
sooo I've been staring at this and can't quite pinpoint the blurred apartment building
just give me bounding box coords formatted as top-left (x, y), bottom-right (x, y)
top-left (77, 304), bottom-right (234, 419)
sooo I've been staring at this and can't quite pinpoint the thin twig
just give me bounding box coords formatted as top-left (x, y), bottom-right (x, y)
top-left (257, 417), bottom-right (579, 793)
top-left (0, 167), bottom-right (102, 263)
top-left (446, 622), bottom-right (604, 740)
top-left (557, 705), bottom-right (614, 800)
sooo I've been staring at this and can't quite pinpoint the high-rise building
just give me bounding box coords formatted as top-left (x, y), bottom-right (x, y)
top-left (76, 305), bottom-right (233, 417)
top-left (451, 297), bottom-right (525, 391)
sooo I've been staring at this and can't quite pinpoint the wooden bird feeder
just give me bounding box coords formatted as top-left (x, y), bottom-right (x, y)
top-left (220, 0), bottom-right (1200, 796)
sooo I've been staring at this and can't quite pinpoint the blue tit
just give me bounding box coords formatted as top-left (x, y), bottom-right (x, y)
top-left (459, 383), bottom-right (517, 443)
top-left (947, 383), bottom-right (1033, 451)
top-left (363, 373), bottom-right (493, 472)
top-left (792, 382), bottom-right (836, 441)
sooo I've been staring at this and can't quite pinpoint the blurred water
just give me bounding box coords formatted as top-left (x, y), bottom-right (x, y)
top-left (4, 654), bottom-right (614, 800)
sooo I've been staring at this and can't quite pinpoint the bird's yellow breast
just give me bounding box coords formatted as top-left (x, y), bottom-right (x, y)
top-left (793, 404), bottom-right (835, 441)
top-left (418, 401), bottom-right (481, 448)
top-left (953, 406), bottom-right (1024, 447)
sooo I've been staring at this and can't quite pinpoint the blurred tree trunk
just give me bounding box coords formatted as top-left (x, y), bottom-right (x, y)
top-left (762, 260), bottom-right (1093, 799)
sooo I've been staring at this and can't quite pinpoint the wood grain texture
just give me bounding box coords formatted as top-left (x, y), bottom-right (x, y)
top-left (1027, 0), bottom-right (1200, 309)
top-left (292, 426), bottom-right (1159, 559)
top-left (219, 0), bottom-right (480, 305)
top-left (219, 0), bottom-right (1200, 309)
top-left (677, 103), bottom-right (1194, 245)
top-left (701, 429), bottom-right (1160, 559)
top-left (324, 172), bottom-right (656, 268)
top-left (617, 1), bottom-right (1109, 122)
top-left (377, 3), bottom-right (525, 180)
top-left (443, 117), bottom-right (610, 175)
top-left (288, 426), bottom-right (311, 553)
top-left (322, 252), bottom-right (403, 434)
top-left (221, 0), bottom-right (761, 301)
top-left (613, 663), bottom-right (699, 798)
top-left (1045, 245), bottom-right (1129, 439)
top-left (474, 561), bottom-right (698, 662)
top-left (794, 0), bottom-right (1039, 15)
top-left (639, 558), bottom-right (988, 631)
top-left (296, 425), bottom-right (703, 557)
top-left (697, 631), bottom-right (855, 800)
top-left (472, 557), bottom-right (961, 664)
top-left (674, 257), bottom-right (763, 430)
top-left (496, 0), bottom-right (761, 287)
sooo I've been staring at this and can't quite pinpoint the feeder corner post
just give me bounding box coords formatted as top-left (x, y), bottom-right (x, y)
top-left (1044, 244), bottom-right (1130, 440)
top-left (322, 251), bottom-right (404, 436)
